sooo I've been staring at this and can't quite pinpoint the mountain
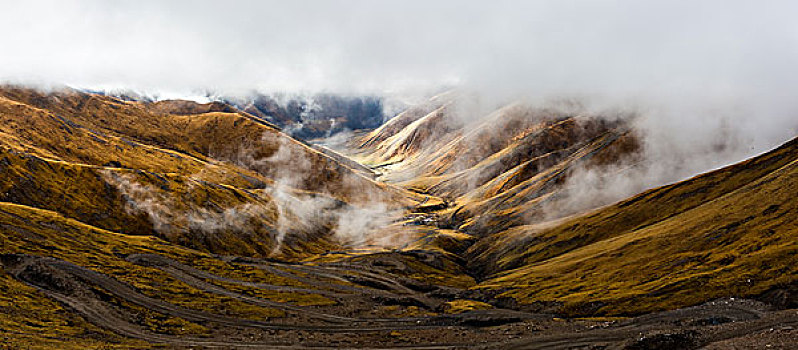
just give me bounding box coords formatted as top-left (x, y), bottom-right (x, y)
top-left (222, 93), bottom-right (386, 140)
top-left (0, 86), bottom-right (795, 349)
top-left (0, 86), bottom-right (422, 257)
top-left (97, 89), bottom-right (388, 140)
top-left (471, 136), bottom-right (798, 315)
top-left (347, 94), bottom-right (797, 316)
top-left (348, 96), bottom-right (641, 236)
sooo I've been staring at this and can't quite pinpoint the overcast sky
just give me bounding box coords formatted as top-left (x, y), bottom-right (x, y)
top-left (1, 1), bottom-right (797, 149)
top-left (1, 1), bottom-right (796, 96)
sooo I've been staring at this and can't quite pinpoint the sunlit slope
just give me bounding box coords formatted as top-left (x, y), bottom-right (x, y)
top-left (350, 92), bottom-right (797, 317)
top-left (0, 147), bottom-right (347, 257)
top-left (0, 91), bottom-right (259, 188)
top-left (474, 137), bottom-right (798, 316)
top-left (351, 98), bottom-right (640, 238)
top-left (355, 101), bottom-right (634, 186)
top-left (0, 86), bottom-right (425, 257)
top-left (0, 86), bottom-right (417, 205)
top-left (356, 90), bottom-right (455, 150)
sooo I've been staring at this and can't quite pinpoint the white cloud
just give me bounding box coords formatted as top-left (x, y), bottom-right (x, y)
top-left (2, 0), bottom-right (796, 173)
top-left (0, 1), bottom-right (791, 96)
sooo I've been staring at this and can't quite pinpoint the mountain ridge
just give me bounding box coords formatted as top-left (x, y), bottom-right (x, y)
top-left (0, 85), bottom-right (795, 349)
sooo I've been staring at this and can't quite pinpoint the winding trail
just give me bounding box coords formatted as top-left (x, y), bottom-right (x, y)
top-left (127, 253), bottom-right (478, 324)
top-left (4, 253), bottom-right (796, 349)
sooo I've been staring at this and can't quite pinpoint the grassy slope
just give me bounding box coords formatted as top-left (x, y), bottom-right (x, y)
top-left (0, 87), bottom-right (459, 347)
top-left (350, 99), bottom-right (641, 242)
top-left (356, 90), bottom-right (455, 149)
top-left (1, 85), bottom-right (796, 347)
top-left (0, 202), bottom-right (305, 348)
top-left (353, 93), bottom-right (797, 316)
top-left (475, 137), bottom-right (798, 316)
top-left (0, 86), bottom-right (427, 257)
top-left (452, 129), bottom-right (639, 236)
top-left (0, 146), bottom-right (338, 257)
top-left (0, 87), bottom-right (417, 205)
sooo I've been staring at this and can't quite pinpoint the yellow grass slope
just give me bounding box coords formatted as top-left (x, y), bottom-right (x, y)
top-left (350, 98), bottom-right (640, 240)
top-left (0, 201), bottom-right (311, 348)
top-left (475, 137), bottom-right (798, 316)
top-left (0, 86), bottom-right (424, 257)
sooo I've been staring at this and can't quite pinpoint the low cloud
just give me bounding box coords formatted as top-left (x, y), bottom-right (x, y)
top-left (101, 131), bottom-right (406, 255)
top-left (101, 170), bottom-right (277, 238)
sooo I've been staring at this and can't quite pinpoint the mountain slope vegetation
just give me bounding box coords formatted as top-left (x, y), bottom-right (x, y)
top-left (473, 137), bottom-right (798, 315)
top-left (345, 94), bottom-right (797, 318)
top-left (0, 86), bottom-right (425, 258)
top-left (0, 86), bottom-right (795, 349)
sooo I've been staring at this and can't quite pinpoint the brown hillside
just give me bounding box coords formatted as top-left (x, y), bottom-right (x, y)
top-left (473, 136), bottom-right (798, 315)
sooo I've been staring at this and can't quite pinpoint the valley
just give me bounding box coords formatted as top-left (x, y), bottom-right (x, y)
top-left (0, 86), bottom-right (795, 349)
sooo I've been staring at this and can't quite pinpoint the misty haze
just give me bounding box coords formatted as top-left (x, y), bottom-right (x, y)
top-left (0, 1), bottom-right (796, 349)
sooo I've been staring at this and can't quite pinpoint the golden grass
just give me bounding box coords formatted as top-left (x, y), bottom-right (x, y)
top-left (442, 299), bottom-right (494, 314)
top-left (475, 139), bottom-right (798, 316)
top-left (0, 203), bottom-right (287, 335)
top-left (0, 270), bottom-right (148, 349)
